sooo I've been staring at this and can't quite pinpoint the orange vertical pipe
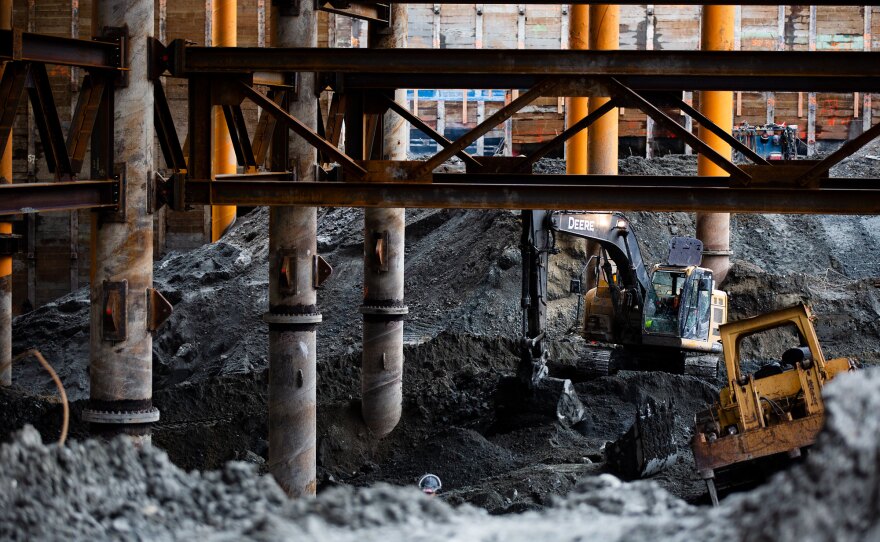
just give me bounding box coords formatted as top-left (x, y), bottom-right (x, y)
top-left (696, 5), bottom-right (734, 282)
top-left (582, 5), bottom-right (618, 291)
top-left (211, 0), bottom-right (237, 241)
top-left (565, 5), bottom-right (588, 174)
top-left (587, 4), bottom-right (618, 176)
top-left (0, 0), bottom-right (12, 278)
top-left (1, 0), bottom-right (12, 387)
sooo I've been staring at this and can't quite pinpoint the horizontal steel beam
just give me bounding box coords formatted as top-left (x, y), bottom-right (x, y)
top-left (367, 0), bottom-right (861, 4)
top-left (0, 30), bottom-right (121, 69)
top-left (186, 178), bottom-right (880, 215)
top-left (334, 73), bottom-right (880, 93)
top-left (169, 45), bottom-right (879, 79)
top-left (0, 180), bottom-right (120, 215)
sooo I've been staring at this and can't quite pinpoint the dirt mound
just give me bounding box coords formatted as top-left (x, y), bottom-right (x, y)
top-left (2, 368), bottom-right (878, 541)
top-left (723, 260), bottom-right (880, 365)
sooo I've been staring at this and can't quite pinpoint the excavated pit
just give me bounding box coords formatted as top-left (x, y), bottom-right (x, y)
top-left (2, 149), bottom-right (880, 530)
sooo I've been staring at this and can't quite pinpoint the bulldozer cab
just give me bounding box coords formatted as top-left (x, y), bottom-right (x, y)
top-left (644, 266), bottom-right (721, 344)
top-left (720, 304), bottom-right (828, 389)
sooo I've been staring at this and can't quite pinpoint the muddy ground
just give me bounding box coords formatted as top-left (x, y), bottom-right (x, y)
top-left (3, 149), bottom-right (880, 517)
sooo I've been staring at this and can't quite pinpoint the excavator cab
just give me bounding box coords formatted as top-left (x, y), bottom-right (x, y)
top-left (641, 240), bottom-right (727, 353)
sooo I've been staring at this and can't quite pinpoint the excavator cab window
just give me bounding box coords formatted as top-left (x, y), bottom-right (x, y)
top-left (644, 269), bottom-right (687, 335)
top-left (681, 271), bottom-right (714, 341)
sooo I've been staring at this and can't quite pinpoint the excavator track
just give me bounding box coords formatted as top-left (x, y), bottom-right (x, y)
top-left (608, 346), bottom-right (719, 380)
top-left (682, 353), bottom-right (721, 380)
top-left (580, 347), bottom-right (612, 378)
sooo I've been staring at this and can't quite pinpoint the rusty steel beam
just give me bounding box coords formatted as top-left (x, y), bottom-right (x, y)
top-left (154, 78), bottom-right (186, 171)
top-left (414, 78), bottom-right (558, 177)
top-left (251, 89), bottom-right (285, 168)
top-left (27, 63), bottom-right (73, 178)
top-left (0, 61), bottom-right (26, 163)
top-left (520, 95), bottom-right (621, 171)
top-left (185, 178), bottom-right (880, 214)
top-left (337, 73), bottom-right (880, 94)
top-left (0, 29), bottom-right (121, 69)
top-left (613, 79), bottom-right (749, 182)
top-left (794, 119), bottom-right (880, 187)
top-left (381, 94), bottom-right (481, 168)
top-left (661, 93), bottom-right (769, 166)
top-left (0, 179), bottom-right (119, 214)
top-left (316, 0), bottom-right (389, 24)
top-left (168, 45), bottom-right (880, 81)
top-left (240, 81), bottom-right (367, 178)
top-left (329, 0), bottom-right (865, 4)
top-left (66, 73), bottom-right (107, 174)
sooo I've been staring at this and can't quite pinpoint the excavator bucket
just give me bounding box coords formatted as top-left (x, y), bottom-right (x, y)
top-left (604, 397), bottom-right (678, 479)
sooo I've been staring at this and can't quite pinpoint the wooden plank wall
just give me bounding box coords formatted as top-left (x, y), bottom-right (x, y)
top-left (406, 4), bottom-right (873, 157)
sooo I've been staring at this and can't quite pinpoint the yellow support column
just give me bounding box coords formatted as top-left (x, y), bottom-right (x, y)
top-left (0, 0), bottom-right (12, 387)
top-left (583, 5), bottom-right (618, 290)
top-left (587, 4), bottom-right (619, 176)
top-left (696, 5), bottom-right (734, 282)
top-left (211, 0), bottom-right (237, 241)
top-left (565, 5), bottom-right (588, 174)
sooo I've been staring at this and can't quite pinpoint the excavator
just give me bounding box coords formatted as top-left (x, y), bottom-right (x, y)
top-left (501, 210), bottom-right (728, 477)
top-left (518, 210), bottom-right (728, 386)
top-left (506, 210), bottom-right (727, 477)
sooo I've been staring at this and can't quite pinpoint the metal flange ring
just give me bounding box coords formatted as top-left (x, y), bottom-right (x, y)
top-left (262, 312), bottom-right (323, 325)
top-left (359, 305), bottom-right (409, 316)
top-left (82, 407), bottom-right (160, 424)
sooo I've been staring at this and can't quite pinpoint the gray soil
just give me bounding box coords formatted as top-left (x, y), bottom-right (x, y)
top-left (3, 145), bottom-right (880, 533)
top-left (1, 368), bottom-right (878, 541)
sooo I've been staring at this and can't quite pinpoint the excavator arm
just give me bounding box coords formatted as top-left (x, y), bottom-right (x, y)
top-left (519, 210), bottom-right (653, 387)
top-left (519, 210), bottom-right (553, 386)
top-left (549, 211), bottom-right (651, 298)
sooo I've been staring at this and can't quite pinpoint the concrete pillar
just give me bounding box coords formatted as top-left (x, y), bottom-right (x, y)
top-left (361, 6), bottom-right (407, 439)
top-left (585, 5), bottom-right (618, 291)
top-left (565, 5), bottom-right (588, 175)
top-left (696, 5), bottom-right (734, 283)
top-left (0, 0), bottom-right (12, 387)
top-left (211, 0), bottom-right (237, 241)
top-left (267, 5), bottom-right (319, 498)
top-left (83, 0), bottom-right (158, 441)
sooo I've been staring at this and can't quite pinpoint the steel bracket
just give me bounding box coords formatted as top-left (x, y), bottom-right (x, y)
top-left (98, 163), bottom-right (126, 222)
top-left (102, 280), bottom-right (127, 342)
top-left (313, 254), bottom-right (332, 288)
top-left (316, 0), bottom-right (390, 26)
top-left (147, 288), bottom-right (173, 333)
top-left (98, 26), bottom-right (128, 87)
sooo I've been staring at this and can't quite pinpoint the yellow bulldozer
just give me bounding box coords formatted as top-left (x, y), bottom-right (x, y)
top-left (691, 304), bottom-right (859, 505)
